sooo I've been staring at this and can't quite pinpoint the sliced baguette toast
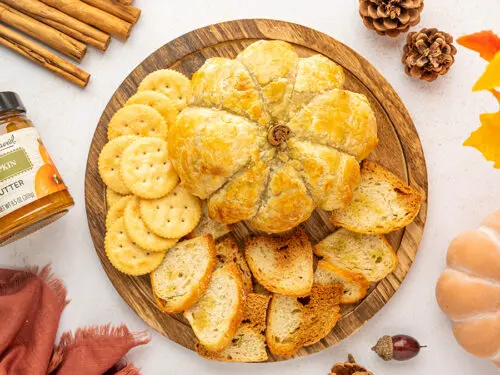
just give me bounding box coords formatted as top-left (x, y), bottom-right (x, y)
top-left (314, 229), bottom-right (397, 283)
top-left (314, 260), bottom-right (370, 304)
top-left (186, 202), bottom-right (231, 240)
top-left (331, 160), bottom-right (423, 234)
top-left (245, 228), bottom-right (313, 296)
top-left (185, 264), bottom-right (246, 352)
top-left (215, 236), bottom-right (253, 293)
top-left (266, 284), bottom-right (343, 357)
top-left (197, 325), bottom-right (267, 362)
top-left (196, 293), bottom-right (271, 362)
top-left (151, 235), bottom-right (216, 313)
top-left (241, 293), bottom-right (271, 332)
top-left (253, 282), bottom-right (272, 296)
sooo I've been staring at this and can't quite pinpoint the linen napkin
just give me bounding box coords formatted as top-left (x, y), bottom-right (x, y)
top-left (0, 266), bottom-right (150, 375)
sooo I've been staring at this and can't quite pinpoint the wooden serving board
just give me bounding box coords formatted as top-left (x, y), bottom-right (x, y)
top-left (85, 19), bottom-right (428, 361)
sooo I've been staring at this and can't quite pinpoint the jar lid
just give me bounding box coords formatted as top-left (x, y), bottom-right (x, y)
top-left (0, 92), bottom-right (25, 113)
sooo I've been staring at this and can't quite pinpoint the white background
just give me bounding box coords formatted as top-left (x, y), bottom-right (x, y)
top-left (1, 1), bottom-right (500, 374)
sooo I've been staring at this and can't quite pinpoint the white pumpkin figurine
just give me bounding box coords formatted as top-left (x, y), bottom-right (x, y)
top-left (436, 211), bottom-right (500, 367)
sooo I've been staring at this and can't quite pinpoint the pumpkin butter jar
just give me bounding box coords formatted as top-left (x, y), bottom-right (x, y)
top-left (0, 92), bottom-right (74, 246)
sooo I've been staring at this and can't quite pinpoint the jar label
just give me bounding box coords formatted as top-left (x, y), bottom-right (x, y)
top-left (0, 128), bottom-right (67, 219)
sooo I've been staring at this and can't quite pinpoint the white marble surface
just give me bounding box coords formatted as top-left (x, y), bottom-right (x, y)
top-left (1, 0), bottom-right (500, 374)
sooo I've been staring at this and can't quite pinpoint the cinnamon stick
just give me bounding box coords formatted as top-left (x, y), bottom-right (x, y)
top-left (80, 0), bottom-right (140, 24)
top-left (1, 0), bottom-right (111, 51)
top-left (113, 0), bottom-right (133, 5)
top-left (38, 0), bottom-right (133, 40)
top-left (0, 24), bottom-right (90, 87)
top-left (0, 3), bottom-right (87, 61)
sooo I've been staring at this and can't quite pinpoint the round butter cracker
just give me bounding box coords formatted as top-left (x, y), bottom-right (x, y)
top-left (106, 188), bottom-right (127, 208)
top-left (98, 135), bottom-right (137, 194)
top-left (124, 196), bottom-right (178, 252)
top-left (137, 69), bottom-right (191, 111)
top-left (107, 104), bottom-right (168, 140)
top-left (120, 137), bottom-right (178, 199)
top-left (106, 195), bottom-right (133, 229)
top-left (105, 218), bottom-right (166, 276)
top-left (140, 185), bottom-right (202, 239)
top-left (126, 91), bottom-right (179, 128)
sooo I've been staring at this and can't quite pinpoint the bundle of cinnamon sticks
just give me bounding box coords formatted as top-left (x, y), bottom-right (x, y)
top-left (0, 0), bottom-right (141, 87)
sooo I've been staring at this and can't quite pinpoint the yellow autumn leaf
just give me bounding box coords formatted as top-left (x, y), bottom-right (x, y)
top-left (464, 112), bottom-right (500, 168)
top-left (473, 51), bottom-right (500, 91)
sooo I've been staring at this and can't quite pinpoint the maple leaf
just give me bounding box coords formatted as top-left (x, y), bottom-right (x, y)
top-left (473, 51), bottom-right (500, 92)
top-left (457, 30), bottom-right (500, 61)
top-left (463, 112), bottom-right (500, 168)
top-left (492, 89), bottom-right (500, 106)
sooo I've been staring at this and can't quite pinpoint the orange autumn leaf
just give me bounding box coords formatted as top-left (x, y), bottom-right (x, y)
top-left (491, 89), bottom-right (500, 106)
top-left (457, 31), bottom-right (500, 61)
top-left (463, 112), bottom-right (500, 168)
top-left (473, 52), bottom-right (500, 92)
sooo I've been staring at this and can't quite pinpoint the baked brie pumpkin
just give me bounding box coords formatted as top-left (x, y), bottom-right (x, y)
top-left (168, 40), bottom-right (378, 233)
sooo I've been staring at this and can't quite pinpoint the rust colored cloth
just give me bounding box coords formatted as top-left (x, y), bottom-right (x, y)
top-left (0, 266), bottom-right (150, 375)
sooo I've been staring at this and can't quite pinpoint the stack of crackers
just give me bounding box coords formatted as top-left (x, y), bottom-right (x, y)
top-left (98, 69), bottom-right (204, 275)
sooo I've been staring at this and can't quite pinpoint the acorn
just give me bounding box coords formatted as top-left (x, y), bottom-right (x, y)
top-left (372, 335), bottom-right (425, 361)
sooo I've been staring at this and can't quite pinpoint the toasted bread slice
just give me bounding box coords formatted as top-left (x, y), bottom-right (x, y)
top-left (197, 325), bottom-right (267, 362)
top-left (331, 160), bottom-right (423, 234)
top-left (185, 265), bottom-right (246, 352)
top-left (314, 229), bottom-right (397, 283)
top-left (266, 284), bottom-right (343, 357)
top-left (186, 202), bottom-right (231, 240)
top-left (241, 293), bottom-right (272, 332)
top-left (253, 282), bottom-right (272, 296)
top-left (245, 228), bottom-right (313, 296)
top-left (215, 236), bottom-right (253, 293)
top-left (196, 293), bottom-right (271, 362)
top-left (314, 260), bottom-right (370, 304)
top-left (151, 235), bottom-right (216, 313)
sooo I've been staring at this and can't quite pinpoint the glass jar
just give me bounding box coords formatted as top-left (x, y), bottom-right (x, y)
top-left (0, 92), bottom-right (74, 246)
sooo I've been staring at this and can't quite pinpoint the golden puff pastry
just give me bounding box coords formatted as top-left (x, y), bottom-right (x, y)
top-left (287, 89), bottom-right (378, 161)
top-left (191, 58), bottom-right (270, 126)
top-left (237, 40), bottom-right (298, 122)
top-left (289, 54), bottom-right (345, 118)
top-left (249, 161), bottom-right (314, 233)
top-left (169, 107), bottom-right (264, 199)
top-left (168, 40), bottom-right (378, 233)
top-left (288, 139), bottom-right (360, 210)
top-left (207, 149), bottom-right (273, 224)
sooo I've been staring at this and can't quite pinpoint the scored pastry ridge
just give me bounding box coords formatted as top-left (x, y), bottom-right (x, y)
top-left (168, 40), bottom-right (378, 233)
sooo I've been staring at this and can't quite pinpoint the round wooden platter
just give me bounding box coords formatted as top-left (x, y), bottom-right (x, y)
top-left (85, 19), bottom-right (428, 361)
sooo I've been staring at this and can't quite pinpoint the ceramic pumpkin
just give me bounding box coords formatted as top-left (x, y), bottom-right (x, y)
top-left (436, 211), bottom-right (500, 367)
top-left (168, 40), bottom-right (378, 233)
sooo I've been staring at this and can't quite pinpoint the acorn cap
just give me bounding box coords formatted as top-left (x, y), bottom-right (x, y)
top-left (372, 335), bottom-right (394, 361)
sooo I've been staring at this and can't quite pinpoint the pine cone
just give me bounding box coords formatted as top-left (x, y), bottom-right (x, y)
top-left (402, 28), bottom-right (457, 81)
top-left (359, 0), bottom-right (424, 37)
top-left (329, 355), bottom-right (374, 375)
